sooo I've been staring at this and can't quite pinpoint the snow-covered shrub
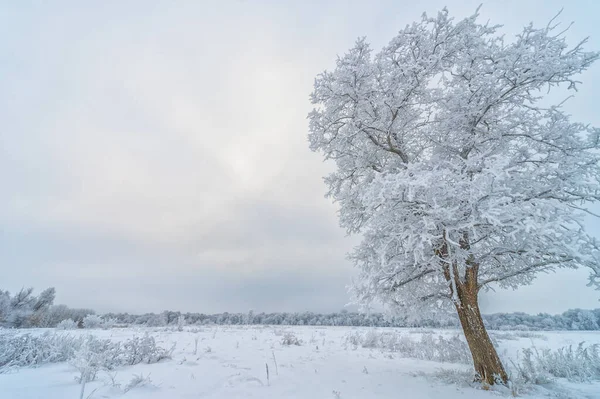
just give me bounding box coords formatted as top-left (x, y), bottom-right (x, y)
top-left (344, 331), bottom-right (362, 348)
top-left (0, 332), bottom-right (79, 371)
top-left (0, 331), bottom-right (173, 374)
top-left (281, 332), bottom-right (302, 346)
top-left (0, 333), bottom-right (120, 375)
top-left (82, 314), bottom-right (103, 329)
top-left (344, 330), bottom-right (472, 364)
top-left (70, 334), bottom-right (171, 381)
top-left (512, 343), bottom-right (600, 383)
top-left (56, 319), bottom-right (77, 330)
top-left (124, 373), bottom-right (154, 392)
top-left (362, 329), bottom-right (381, 348)
top-left (121, 334), bottom-right (173, 365)
top-left (101, 317), bottom-right (117, 329)
top-left (413, 334), bottom-right (472, 364)
top-left (511, 347), bottom-right (553, 385)
top-left (70, 336), bottom-right (120, 383)
top-left (428, 368), bottom-right (475, 387)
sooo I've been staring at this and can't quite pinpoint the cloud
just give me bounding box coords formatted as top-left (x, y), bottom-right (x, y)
top-left (1, 0), bottom-right (599, 315)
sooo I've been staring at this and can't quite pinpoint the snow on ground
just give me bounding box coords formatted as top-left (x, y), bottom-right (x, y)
top-left (2, 326), bottom-right (599, 399)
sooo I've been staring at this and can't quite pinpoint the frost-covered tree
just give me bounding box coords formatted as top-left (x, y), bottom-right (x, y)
top-left (0, 290), bottom-right (11, 327)
top-left (8, 287), bottom-right (36, 328)
top-left (32, 287), bottom-right (56, 312)
top-left (28, 287), bottom-right (56, 327)
top-left (146, 312), bottom-right (168, 327)
top-left (0, 287), bottom-right (57, 327)
top-left (308, 8), bottom-right (600, 385)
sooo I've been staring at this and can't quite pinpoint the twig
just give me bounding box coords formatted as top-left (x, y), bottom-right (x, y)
top-left (271, 351), bottom-right (279, 375)
top-left (265, 363), bottom-right (270, 386)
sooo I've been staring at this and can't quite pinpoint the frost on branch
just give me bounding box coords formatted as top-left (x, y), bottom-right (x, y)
top-left (308, 8), bottom-right (600, 319)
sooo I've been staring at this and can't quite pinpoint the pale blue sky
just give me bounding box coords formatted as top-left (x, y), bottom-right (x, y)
top-left (1, 0), bottom-right (599, 314)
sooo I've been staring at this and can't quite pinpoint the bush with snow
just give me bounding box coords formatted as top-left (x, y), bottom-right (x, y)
top-left (345, 330), bottom-right (472, 364)
top-left (512, 343), bottom-right (600, 383)
top-left (122, 334), bottom-right (174, 365)
top-left (281, 332), bottom-right (302, 346)
top-left (70, 335), bottom-right (120, 383)
top-left (82, 314), bottom-right (103, 329)
top-left (0, 331), bottom-right (173, 375)
top-left (124, 373), bottom-right (155, 393)
top-left (101, 317), bottom-right (117, 329)
top-left (0, 332), bottom-right (79, 371)
top-left (56, 319), bottom-right (78, 330)
top-left (70, 333), bottom-right (173, 384)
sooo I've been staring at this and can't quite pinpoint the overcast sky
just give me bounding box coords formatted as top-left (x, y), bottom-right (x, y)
top-left (1, 0), bottom-right (599, 315)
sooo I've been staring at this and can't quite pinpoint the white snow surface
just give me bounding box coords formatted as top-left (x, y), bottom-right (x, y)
top-left (1, 325), bottom-right (599, 399)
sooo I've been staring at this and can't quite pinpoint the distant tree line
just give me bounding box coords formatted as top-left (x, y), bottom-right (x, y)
top-left (483, 309), bottom-right (600, 331)
top-left (0, 287), bottom-right (95, 328)
top-left (1, 287), bottom-right (599, 331)
top-left (103, 308), bottom-right (600, 331)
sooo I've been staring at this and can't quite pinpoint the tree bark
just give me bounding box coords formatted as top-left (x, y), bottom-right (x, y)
top-left (439, 231), bottom-right (508, 385)
top-left (454, 284), bottom-right (508, 385)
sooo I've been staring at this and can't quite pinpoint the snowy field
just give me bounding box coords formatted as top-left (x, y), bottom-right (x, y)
top-left (2, 325), bottom-right (600, 399)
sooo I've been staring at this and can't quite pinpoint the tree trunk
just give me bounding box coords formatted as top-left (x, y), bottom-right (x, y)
top-left (454, 286), bottom-right (508, 385)
top-left (439, 231), bottom-right (508, 385)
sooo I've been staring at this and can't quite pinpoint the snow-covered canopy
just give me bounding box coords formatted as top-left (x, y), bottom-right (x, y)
top-left (308, 9), bottom-right (600, 317)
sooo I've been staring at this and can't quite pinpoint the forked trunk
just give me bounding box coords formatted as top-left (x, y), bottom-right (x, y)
top-left (455, 286), bottom-right (508, 385)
